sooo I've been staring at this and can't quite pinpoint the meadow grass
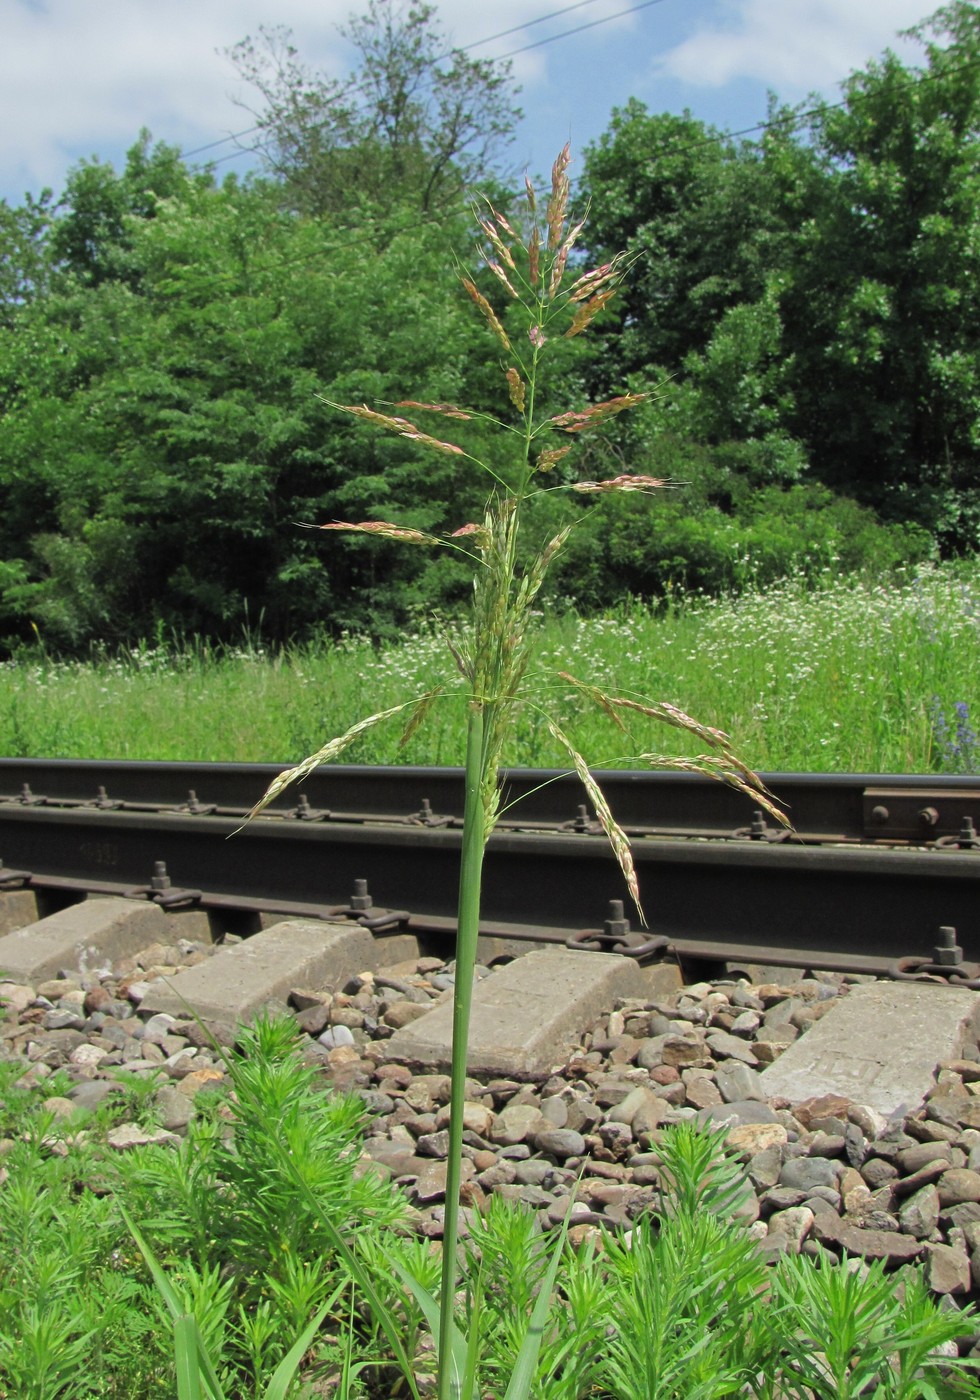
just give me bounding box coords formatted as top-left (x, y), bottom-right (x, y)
top-left (6, 559), bottom-right (978, 774)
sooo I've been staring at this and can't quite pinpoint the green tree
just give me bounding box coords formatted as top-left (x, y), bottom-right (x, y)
top-left (579, 100), bottom-right (812, 382)
top-left (49, 131), bottom-right (202, 286)
top-left (580, 5), bottom-right (980, 555)
top-left (0, 190), bottom-right (55, 322)
top-left (0, 140), bottom-right (499, 648)
top-left (227, 1), bottom-right (522, 216)
top-left (786, 0), bottom-right (980, 547)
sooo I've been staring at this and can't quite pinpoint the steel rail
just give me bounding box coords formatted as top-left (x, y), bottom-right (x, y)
top-left (1, 759), bottom-right (979, 845)
top-left (0, 798), bottom-right (976, 973)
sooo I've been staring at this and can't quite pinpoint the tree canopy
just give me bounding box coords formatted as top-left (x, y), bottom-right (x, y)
top-left (227, 0), bottom-right (521, 216)
top-left (0, 1), bottom-right (975, 651)
top-left (580, 1), bottom-right (980, 552)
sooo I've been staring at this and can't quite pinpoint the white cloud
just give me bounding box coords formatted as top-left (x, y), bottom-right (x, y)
top-left (5, 0), bottom-right (926, 204)
top-left (3, 1), bottom-right (348, 191)
top-left (1, 0), bottom-right (571, 198)
top-left (657, 0), bottom-right (930, 93)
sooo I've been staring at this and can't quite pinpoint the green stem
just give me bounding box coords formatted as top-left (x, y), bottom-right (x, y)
top-left (437, 701), bottom-right (488, 1400)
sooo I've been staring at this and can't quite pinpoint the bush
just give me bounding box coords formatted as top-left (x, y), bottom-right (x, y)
top-left (549, 478), bottom-right (935, 610)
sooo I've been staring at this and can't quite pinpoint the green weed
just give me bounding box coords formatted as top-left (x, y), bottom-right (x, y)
top-left (1, 1017), bottom-right (977, 1397)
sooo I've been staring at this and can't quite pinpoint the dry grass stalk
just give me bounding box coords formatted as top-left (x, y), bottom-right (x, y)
top-left (545, 716), bottom-right (644, 922)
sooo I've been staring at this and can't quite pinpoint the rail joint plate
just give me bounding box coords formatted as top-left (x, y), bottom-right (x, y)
top-left (862, 786), bottom-right (980, 842)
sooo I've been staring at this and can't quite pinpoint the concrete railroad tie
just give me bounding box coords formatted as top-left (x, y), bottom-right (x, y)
top-left (0, 896), bottom-right (168, 982)
top-left (1, 894), bottom-right (978, 1106)
top-left (0, 897), bottom-right (675, 1069)
top-left (759, 981), bottom-right (980, 1117)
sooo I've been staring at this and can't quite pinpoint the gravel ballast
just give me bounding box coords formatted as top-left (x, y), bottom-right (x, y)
top-left (4, 930), bottom-right (980, 1328)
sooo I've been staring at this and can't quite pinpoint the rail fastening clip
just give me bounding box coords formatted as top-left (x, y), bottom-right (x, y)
top-left (566, 900), bottom-right (671, 962)
top-left (888, 926), bottom-right (980, 989)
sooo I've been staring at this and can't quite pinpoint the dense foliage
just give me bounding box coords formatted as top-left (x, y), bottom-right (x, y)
top-left (3, 563), bottom-right (976, 775)
top-left (579, 2), bottom-right (980, 568)
top-left (0, 1), bottom-right (977, 651)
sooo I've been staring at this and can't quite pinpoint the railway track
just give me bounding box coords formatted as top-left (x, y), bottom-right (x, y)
top-left (5, 761), bottom-right (980, 1322)
top-left (0, 759), bottom-right (978, 980)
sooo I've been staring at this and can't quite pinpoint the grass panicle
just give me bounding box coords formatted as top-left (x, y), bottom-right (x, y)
top-left (236, 148), bottom-right (791, 1399)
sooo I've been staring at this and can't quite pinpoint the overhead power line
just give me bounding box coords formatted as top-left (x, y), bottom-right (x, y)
top-left (165, 41), bottom-right (980, 296)
top-left (183, 0), bottom-right (668, 167)
top-left (495, 0), bottom-right (666, 58)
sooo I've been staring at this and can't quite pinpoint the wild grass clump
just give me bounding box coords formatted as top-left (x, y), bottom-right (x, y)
top-left (2, 560), bottom-right (978, 772)
top-left (0, 1020), bottom-right (410, 1399)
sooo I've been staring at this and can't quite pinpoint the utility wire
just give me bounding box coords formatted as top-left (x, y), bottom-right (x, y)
top-left (184, 0), bottom-right (667, 165)
top-left (165, 42), bottom-right (980, 295)
top-left (494, 0), bottom-right (666, 58)
top-left (444, 0), bottom-right (617, 52)
top-left (616, 49), bottom-right (980, 165)
top-left (32, 7), bottom-right (974, 298)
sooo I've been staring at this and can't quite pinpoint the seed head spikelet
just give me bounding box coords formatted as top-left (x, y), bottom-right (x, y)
top-left (536, 445), bottom-right (571, 472)
top-left (557, 213), bottom-right (588, 262)
top-left (558, 672), bottom-right (789, 828)
top-left (478, 215), bottom-right (518, 275)
top-left (395, 401), bottom-right (473, 421)
top-left (460, 276), bottom-right (511, 351)
top-left (524, 526), bottom-right (574, 605)
top-left (546, 143), bottom-right (571, 250)
top-left (317, 521), bottom-right (441, 545)
top-left (484, 201), bottom-right (518, 241)
top-left (548, 245), bottom-right (570, 299)
top-left (450, 523), bottom-right (491, 548)
top-left (486, 259), bottom-right (519, 299)
top-left (545, 718), bottom-right (645, 924)
top-left (523, 172), bottom-right (537, 216)
top-left (548, 214), bottom-right (588, 298)
top-left (399, 687), bottom-right (445, 750)
top-left (551, 394), bottom-right (647, 433)
top-left (328, 402), bottom-right (417, 431)
top-left (566, 289), bottom-right (617, 338)
top-left (636, 752), bottom-right (787, 822)
top-left (528, 225), bottom-right (541, 287)
top-left (245, 703), bottom-right (413, 823)
top-left (573, 473), bottom-right (668, 494)
top-left (568, 261), bottom-right (617, 301)
top-left (398, 429), bottom-right (467, 456)
top-left (506, 368), bottom-right (526, 412)
top-left (567, 251), bottom-right (635, 302)
top-left (323, 401), bottom-right (469, 457)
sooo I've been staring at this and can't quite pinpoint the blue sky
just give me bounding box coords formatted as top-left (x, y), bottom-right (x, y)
top-left (3, 0), bottom-right (935, 207)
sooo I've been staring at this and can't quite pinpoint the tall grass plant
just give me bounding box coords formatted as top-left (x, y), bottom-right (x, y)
top-left (242, 146), bottom-right (785, 1399)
